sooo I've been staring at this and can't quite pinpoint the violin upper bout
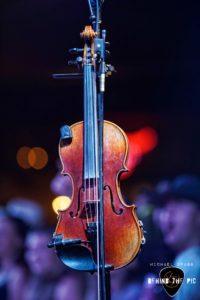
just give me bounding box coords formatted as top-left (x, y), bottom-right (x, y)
top-left (103, 121), bottom-right (129, 174)
top-left (59, 122), bottom-right (84, 176)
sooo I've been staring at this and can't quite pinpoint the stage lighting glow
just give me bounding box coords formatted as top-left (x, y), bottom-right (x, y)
top-left (121, 143), bottom-right (142, 180)
top-left (52, 196), bottom-right (72, 214)
top-left (121, 127), bottom-right (158, 180)
top-left (128, 127), bottom-right (158, 155)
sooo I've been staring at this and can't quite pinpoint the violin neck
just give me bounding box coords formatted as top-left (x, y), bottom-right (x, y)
top-left (84, 63), bottom-right (99, 180)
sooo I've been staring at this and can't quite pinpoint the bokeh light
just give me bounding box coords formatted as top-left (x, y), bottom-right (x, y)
top-left (127, 127), bottom-right (158, 155)
top-left (16, 146), bottom-right (31, 169)
top-left (28, 147), bottom-right (48, 170)
top-left (17, 146), bottom-right (48, 170)
top-left (121, 144), bottom-right (142, 180)
top-left (52, 196), bottom-right (72, 214)
top-left (121, 127), bottom-right (158, 180)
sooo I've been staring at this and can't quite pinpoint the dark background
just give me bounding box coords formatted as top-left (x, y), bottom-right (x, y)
top-left (1, 0), bottom-right (200, 220)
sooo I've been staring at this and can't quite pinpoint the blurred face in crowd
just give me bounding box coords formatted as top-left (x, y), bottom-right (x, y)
top-left (25, 231), bottom-right (61, 276)
top-left (0, 216), bottom-right (23, 260)
top-left (155, 198), bottom-right (200, 252)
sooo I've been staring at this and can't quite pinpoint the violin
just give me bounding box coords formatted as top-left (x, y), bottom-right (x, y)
top-left (49, 2), bottom-right (144, 299)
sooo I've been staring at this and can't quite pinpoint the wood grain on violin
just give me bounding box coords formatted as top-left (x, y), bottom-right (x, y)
top-left (54, 121), bottom-right (143, 271)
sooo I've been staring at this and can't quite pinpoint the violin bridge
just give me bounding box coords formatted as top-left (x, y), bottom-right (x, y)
top-left (80, 201), bottom-right (98, 219)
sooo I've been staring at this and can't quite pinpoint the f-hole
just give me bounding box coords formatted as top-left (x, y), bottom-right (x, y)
top-left (104, 185), bottom-right (123, 215)
top-left (69, 186), bottom-right (83, 218)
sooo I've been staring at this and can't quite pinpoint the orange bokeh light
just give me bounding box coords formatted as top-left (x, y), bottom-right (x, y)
top-left (16, 146), bottom-right (31, 169)
top-left (28, 147), bottom-right (48, 170)
top-left (16, 146), bottom-right (48, 170)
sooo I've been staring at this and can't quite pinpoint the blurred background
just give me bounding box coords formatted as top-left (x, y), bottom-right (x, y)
top-left (1, 0), bottom-right (200, 221)
top-left (1, 1), bottom-right (200, 300)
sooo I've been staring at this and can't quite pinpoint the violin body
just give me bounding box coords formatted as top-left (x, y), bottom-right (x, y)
top-left (54, 120), bottom-right (143, 271)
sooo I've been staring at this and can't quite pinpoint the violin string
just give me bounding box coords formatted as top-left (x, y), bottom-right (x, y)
top-left (96, 178), bottom-right (101, 300)
top-left (88, 63), bottom-right (93, 223)
top-left (84, 64), bottom-right (90, 226)
top-left (89, 65), bottom-right (94, 225)
top-left (92, 66), bottom-right (101, 300)
top-left (91, 67), bottom-right (98, 221)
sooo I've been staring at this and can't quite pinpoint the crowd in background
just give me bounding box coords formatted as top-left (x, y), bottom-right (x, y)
top-left (0, 173), bottom-right (200, 300)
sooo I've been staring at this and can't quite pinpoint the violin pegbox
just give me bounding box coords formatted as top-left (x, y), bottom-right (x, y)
top-left (81, 26), bottom-right (97, 64)
top-left (80, 25), bottom-right (97, 40)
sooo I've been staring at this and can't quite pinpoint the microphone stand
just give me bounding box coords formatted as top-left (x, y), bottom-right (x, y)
top-left (88, 2), bottom-right (114, 299)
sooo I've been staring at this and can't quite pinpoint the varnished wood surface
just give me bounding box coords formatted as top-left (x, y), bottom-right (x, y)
top-left (55, 121), bottom-right (143, 269)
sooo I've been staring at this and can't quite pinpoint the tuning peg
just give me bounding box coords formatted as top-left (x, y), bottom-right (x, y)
top-left (105, 50), bottom-right (110, 59)
top-left (68, 56), bottom-right (83, 66)
top-left (105, 64), bottom-right (116, 76)
top-left (68, 48), bottom-right (84, 54)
